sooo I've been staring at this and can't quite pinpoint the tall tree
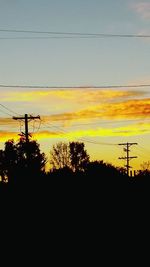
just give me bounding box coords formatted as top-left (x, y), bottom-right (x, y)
top-left (16, 139), bottom-right (46, 173)
top-left (3, 140), bottom-right (18, 182)
top-left (0, 149), bottom-right (7, 182)
top-left (50, 142), bottom-right (70, 170)
top-left (140, 161), bottom-right (150, 171)
top-left (0, 139), bottom-right (46, 183)
top-left (50, 141), bottom-right (90, 172)
top-left (69, 142), bottom-right (89, 172)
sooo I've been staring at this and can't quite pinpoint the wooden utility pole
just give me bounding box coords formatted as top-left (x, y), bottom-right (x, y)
top-left (13, 114), bottom-right (40, 144)
top-left (118, 142), bottom-right (138, 176)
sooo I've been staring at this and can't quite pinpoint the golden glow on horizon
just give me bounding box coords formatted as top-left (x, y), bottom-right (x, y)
top-left (1, 121), bottom-right (150, 143)
top-left (0, 87), bottom-right (150, 170)
top-left (0, 132), bottom-right (19, 142)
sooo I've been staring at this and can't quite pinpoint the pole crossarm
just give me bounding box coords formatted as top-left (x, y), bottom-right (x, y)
top-left (13, 114), bottom-right (40, 143)
top-left (119, 156), bottom-right (137, 159)
top-left (13, 115), bottom-right (40, 120)
top-left (118, 143), bottom-right (138, 146)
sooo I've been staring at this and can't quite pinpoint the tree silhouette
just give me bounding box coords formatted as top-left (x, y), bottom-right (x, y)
top-left (50, 142), bottom-right (70, 170)
top-left (85, 160), bottom-right (128, 187)
top-left (2, 140), bottom-right (18, 183)
top-left (0, 149), bottom-right (7, 182)
top-left (69, 142), bottom-right (89, 172)
top-left (0, 139), bottom-right (46, 183)
top-left (16, 139), bottom-right (46, 173)
top-left (140, 161), bottom-right (150, 171)
top-left (50, 141), bottom-right (90, 172)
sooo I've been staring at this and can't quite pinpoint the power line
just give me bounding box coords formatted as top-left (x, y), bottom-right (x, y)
top-left (0, 84), bottom-right (150, 89)
top-left (64, 119), bottom-right (145, 127)
top-left (0, 103), bottom-right (20, 116)
top-left (0, 36), bottom-right (113, 40)
top-left (0, 28), bottom-right (150, 38)
top-left (134, 147), bottom-right (148, 158)
top-left (0, 36), bottom-right (136, 40)
top-left (138, 145), bottom-right (150, 156)
top-left (0, 108), bottom-right (12, 117)
top-left (40, 120), bottom-right (117, 146)
top-left (40, 120), bottom-right (68, 136)
top-left (36, 117), bottom-right (150, 130)
top-left (76, 136), bottom-right (117, 146)
top-left (32, 119), bottom-right (42, 134)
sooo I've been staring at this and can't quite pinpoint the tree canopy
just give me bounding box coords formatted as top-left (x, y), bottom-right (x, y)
top-left (0, 139), bottom-right (46, 183)
top-left (50, 141), bottom-right (90, 172)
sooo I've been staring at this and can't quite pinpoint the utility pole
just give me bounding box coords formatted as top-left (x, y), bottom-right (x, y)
top-left (13, 114), bottom-right (40, 165)
top-left (118, 142), bottom-right (138, 176)
top-left (13, 114), bottom-right (40, 144)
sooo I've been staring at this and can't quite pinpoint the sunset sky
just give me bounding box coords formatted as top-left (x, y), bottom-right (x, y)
top-left (0, 0), bottom-right (150, 170)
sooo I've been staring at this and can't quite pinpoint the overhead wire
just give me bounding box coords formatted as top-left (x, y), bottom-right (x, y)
top-left (62, 118), bottom-right (148, 127)
top-left (0, 84), bottom-right (150, 89)
top-left (0, 103), bottom-right (21, 116)
top-left (40, 119), bottom-right (118, 146)
top-left (19, 120), bottom-right (24, 134)
top-left (40, 120), bottom-right (68, 135)
top-left (0, 28), bottom-right (150, 38)
top-left (32, 120), bottom-right (35, 133)
top-left (36, 119), bottom-right (42, 133)
top-left (0, 108), bottom-right (13, 117)
top-left (138, 145), bottom-right (150, 156)
top-left (32, 119), bottom-right (42, 135)
top-left (0, 36), bottom-right (133, 40)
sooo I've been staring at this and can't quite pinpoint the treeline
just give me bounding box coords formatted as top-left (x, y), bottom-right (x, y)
top-left (0, 138), bottom-right (149, 188)
top-left (0, 138), bottom-right (149, 218)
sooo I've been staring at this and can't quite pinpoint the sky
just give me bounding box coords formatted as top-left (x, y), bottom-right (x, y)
top-left (0, 0), bottom-right (150, 171)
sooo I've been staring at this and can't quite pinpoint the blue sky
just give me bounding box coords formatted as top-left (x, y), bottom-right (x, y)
top-left (0, 0), bottom-right (150, 86)
top-left (0, 0), bottom-right (150, 170)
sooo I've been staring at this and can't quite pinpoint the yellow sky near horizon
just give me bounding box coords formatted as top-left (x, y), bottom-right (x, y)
top-left (0, 87), bottom-right (150, 171)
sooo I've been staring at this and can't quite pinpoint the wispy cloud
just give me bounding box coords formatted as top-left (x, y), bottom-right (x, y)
top-left (16, 123), bottom-right (150, 138)
top-left (0, 117), bottom-right (17, 126)
top-left (0, 88), bottom-right (144, 103)
top-left (41, 98), bottom-right (150, 123)
top-left (103, 98), bottom-right (150, 119)
top-left (1, 119), bottom-right (150, 144)
top-left (0, 124), bottom-right (148, 144)
top-left (0, 88), bottom-right (149, 142)
top-left (132, 2), bottom-right (150, 19)
top-left (0, 88), bottom-right (146, 117)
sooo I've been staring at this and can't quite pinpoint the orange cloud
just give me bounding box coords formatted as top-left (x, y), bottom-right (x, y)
top-left (0, 88), bottom-right (143, 125)
top-left (0, 88), bottom-right (144, 104)
top-left (0, 89), bottom-right (150, 142)
top-left (0, 88), bottom-right (146, 120)
top-left (103, 98), bottom-right (150, 119)
top-left (0, 117), bottom-right (17, 126)
top-left (41, 98), bottom-right (150, 124)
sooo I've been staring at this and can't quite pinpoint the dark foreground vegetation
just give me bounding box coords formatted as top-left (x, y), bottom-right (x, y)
top-left (1, 138), bottom-right (149, 257)
top-left (0, 139), bottom-right (150, 206)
